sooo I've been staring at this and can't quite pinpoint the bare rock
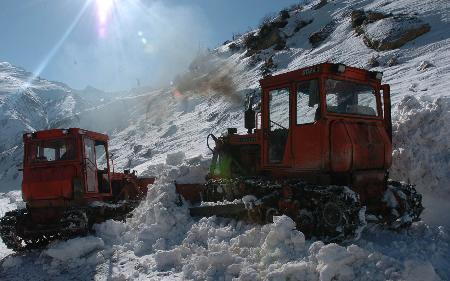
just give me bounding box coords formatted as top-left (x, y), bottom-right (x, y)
top-left (417, 61), bottom-right (434, 71)
top-left (228, 42), bottom-right (239, 52)
top-left (294, 19), bottom-right (313, 33)
top-left (244, 23), bottom-right (286, 56)
top-left (313, 0), bottom-right (328, 10)
top-left (309, 21), bottom-right (335, 47)
top-left (387, 57), bottom-right (399, 66)
top-left (351, 10), bottom-right (366, 28)
top-left (279, 10), bottom-right (290, 20)
top-left (368, 55), bottom-right (380, 67)
top-left (261, 56), bottom-right (276, 77)
top-left (366, 11), bottom-right (389, 23)
top-left (362, 16), bottom-right (430, 51)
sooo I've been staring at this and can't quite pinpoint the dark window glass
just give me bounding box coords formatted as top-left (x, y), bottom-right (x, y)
top-left (297, 80), bottom-right (320, 124)
top-left (269, 88), bottom-right (290, 130)
top-left (28, 139), bottom-right (75, 163)
top-left (268, 88), bottom-right (289, 163)
top-left (95, 142), bottom-right (108, 171)
top-left (325, 79), bottom-right (378, 116)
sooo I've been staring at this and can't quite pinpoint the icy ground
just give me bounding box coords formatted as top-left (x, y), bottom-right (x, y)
top-left (1, 0), bottom-right (450, 279)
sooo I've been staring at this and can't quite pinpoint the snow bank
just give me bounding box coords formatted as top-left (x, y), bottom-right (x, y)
top-left (391, 95), bottom-right (450, 226)
top-left (44, 236), bottom-right (105, 261)
top-left (403, 260), bottom-right (441, 281)
top-left (166, 151), bottom-right (186, 166)
top-left (0, 191), bottom-right (23, 217)
top-left (0, 191), bottom-right (24, 259)
top-left (1, 256), bottom-right (22, 268)
top-left (1, 158), bottom-right (449, 280)
top-left (391, 95), bottom-right (449, 193)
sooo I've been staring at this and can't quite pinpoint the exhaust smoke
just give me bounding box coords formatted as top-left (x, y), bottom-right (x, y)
top-left (172, 51), bottom-right (242, 103)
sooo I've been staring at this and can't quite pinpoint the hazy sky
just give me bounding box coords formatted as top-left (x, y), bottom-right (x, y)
top-left (0, 0), bottom-right (301, 91)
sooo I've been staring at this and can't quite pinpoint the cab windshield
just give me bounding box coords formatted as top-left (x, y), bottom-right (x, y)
top-left (325, 79), bottom-right (378, 116)
top-left (28, 139), bottom-right (76, 163)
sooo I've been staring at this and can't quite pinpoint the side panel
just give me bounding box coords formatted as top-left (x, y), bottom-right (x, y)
top-left (330, 121), bottom-right (389, 171)
top-left (22, 165), bottom-right (77, 200)
top-left (329, 121), bottom-right (352, 172)
top-left (291, 122), bottom-right (324, 169)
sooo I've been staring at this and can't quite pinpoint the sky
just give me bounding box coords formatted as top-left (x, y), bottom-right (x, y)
top-left (0, 0), bottom-right (302, 92)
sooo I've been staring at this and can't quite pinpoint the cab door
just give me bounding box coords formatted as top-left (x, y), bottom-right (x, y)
top-left (262, 86), bottom-right (291, 165)
top-left (83, 137), bottom-right (98, 193)
top-left (291, 79), bottom-right (324, 170)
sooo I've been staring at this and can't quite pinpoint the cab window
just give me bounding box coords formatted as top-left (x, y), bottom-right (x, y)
top-left (95, 141), bottom-right (108, 171)
top-left (28, 139), bottom-right (75, 163)
top-left (297, 80), bottom-right (320, 124)
top-left (325, 79), bottom-right (378, 116)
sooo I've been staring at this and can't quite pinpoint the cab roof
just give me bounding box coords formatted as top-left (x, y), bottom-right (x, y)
top-left (23, 128), bottom-right (109, 142)
top-left (259, 63), bottom-right (383, 89)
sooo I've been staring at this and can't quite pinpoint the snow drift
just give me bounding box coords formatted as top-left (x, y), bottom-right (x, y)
top-left (2, 164), bottom-right (448, 280)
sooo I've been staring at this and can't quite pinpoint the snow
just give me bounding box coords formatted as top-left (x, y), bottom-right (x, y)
top-left (1, 0), bottom-right (450, 279)
top-left (403, 259), bottom-right (441, 281)
top-left (390, 95), bottom-right (450, 226)
top-left (44, 236), bottom-right (105, 262)
top-left (2, 169), bottom-right (449, 280)
top-left (166, 151), bottom-right (186, 166)
top-left (0, 191), bottom-right (23, 260)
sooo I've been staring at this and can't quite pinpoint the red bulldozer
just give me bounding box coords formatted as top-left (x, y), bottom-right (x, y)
top-left (0, 128), bottom-right (154, 250)
top-left (176, 63), bottom-right (423, 241)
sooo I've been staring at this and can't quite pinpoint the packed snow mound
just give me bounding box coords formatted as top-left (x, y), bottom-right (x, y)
top-left (45, 236), bottom-right (105, 262)
top-left (0, 191), bottom-right (23, 259)
top-left (3, 163), bottom-right (448, 280)
top-left (0, 191), bottom-right (23, 218)
top-left (390, 95), bottom-right (450, 226)
top-left (166, 151), bottom-right (186, 166)
top-left (391, 95), bottom-right (450, 194)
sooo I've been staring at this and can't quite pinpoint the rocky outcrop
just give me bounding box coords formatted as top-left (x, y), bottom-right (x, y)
top-left (351, 10), bottom-right (430, 51)
top-left (309, 21), bottom-right (335, 48)
top-left (244, 25), bottom-right (286, 56)
top-left (242, 10), bottom-right (292, 56)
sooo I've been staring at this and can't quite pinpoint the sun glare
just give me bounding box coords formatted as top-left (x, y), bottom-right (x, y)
top-left (96, 0), bottom-right (115, 38)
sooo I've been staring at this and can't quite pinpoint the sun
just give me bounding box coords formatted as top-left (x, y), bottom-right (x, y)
top-left (96, 0), bottom-right (115, 38)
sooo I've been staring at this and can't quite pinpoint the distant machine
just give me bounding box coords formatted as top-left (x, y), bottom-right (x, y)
top-left (0, 128), bottom-right (154, 250)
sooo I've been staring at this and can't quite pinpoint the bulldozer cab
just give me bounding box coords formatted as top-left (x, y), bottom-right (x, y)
top-left (258, 63), bottom-right (392, 177)
top-left (22, 128), bottom-right (113, 206)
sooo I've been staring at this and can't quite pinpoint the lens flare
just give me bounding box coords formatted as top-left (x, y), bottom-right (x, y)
top-left (96, 0), bottom-right (114, 38)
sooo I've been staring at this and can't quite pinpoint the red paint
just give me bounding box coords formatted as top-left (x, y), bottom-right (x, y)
top-left (21, 128), bottom-right (155, 223)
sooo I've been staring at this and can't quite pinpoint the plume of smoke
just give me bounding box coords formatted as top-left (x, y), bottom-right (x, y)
top-left (172, 51), bottom-right (242, 103)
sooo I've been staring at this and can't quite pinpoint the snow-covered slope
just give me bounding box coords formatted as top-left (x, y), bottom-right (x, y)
top-left (1, 0), bottom-right (450, 279)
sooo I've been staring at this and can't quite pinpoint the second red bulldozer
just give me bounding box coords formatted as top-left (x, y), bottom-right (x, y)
top-left (0, 128), bottom-right (154, 250)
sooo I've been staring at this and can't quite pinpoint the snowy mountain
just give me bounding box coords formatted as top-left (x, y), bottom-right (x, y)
top-left (0, 62), bottom-right (92, 191)
top-left (1, 0), bottom-right (450, 280)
